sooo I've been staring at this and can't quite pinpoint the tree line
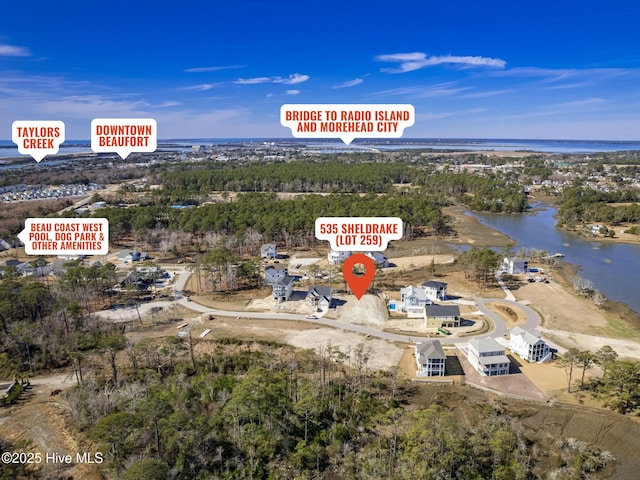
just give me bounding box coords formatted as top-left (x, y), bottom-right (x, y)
top-left (556, 186), bottom-right (640, 227)
top-left (80, 192), bottom-right (451, 253)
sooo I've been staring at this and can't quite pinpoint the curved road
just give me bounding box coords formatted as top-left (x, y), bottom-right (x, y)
top-left (173, 268), bottom-right (541, 344)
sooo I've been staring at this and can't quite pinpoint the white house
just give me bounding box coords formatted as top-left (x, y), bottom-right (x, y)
top-left (364, 251), bottom-right (389, 268)
top-left (118, 250), bottom-right (142, 263)
top-left (400, 285), bottom-right (431, 318)
top-left (422, 280), bottom-right (448, 301)
top-left (415, 340), bottom-right (446, 376)
top-left (327, 250), bottom-right (351, 265)
top-left (467, 337), bottom-right (511, 376)
top-left (272, 275), bottom-right (295, 302)
top-left (502, 256), bottom-right (528, 274)
top-left (261, 243), bottom-right (278, 259)
top-left (509, 327), bottom-right (551, 363)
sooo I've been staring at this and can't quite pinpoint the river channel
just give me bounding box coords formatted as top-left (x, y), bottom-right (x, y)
top-left (468, 204), bottom-right (640, 315)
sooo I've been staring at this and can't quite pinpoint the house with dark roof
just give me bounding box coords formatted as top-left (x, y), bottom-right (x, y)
top-left (424, 304), bottom-right (460, 328)
top-left (272, 275), bottom-right (296, 302)
top-left (509, 327), bottom-right (551, 363)
top-left (422, 280), bottom-right (448, 301)
top-left (306, 286), bottom-right (332, 309)
top-left (264, 264), bottom-right (288, 285)
top-left (467, 337), bottom-right (511, 376)
top-left (415, 340), bottom-right (446, 376)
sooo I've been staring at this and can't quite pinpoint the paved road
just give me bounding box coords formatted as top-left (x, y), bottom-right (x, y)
top-left (178, 295), bottom-right (541, 345)
top-left (99, 269), bottom-right (542, 345)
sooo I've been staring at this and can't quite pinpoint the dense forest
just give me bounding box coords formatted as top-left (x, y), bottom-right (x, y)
top-left (418, 173), bottom-right (528, 213)
top-left (154, 159), bottom-right (414, 195)
top-left (556, 187), bottom-right (640, 227)
top-left (67, 192), bottom-right (451, 252)
top-left (62, 340), bottom-right (615, 479)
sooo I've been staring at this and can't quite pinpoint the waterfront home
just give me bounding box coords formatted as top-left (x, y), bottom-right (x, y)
top-left (509, 327), bottom-right (551, 363)
top-left (415, 340), bottom-right (446, 376)
top-left (467, 337), bottom-right (511, 376)
top-left (424, 304), bottom-right (460, 329)
top-left (502, 256), bottom-right (528, 274)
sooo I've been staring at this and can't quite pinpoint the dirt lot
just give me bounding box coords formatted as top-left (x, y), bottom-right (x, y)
top-left (0, 373), bottom-right (102, 479)
top-left (516, 275), bottom-right (640, 359)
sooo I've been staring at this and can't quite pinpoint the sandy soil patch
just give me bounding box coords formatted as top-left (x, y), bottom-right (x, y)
top-left (512, 357), bottom-right (568, 395)
top-left (285, 328), bottom-right (403, 370)
top-left (336, 294), bottom-right (388, 325)
top-left (94, 301), bottom-right (194, 324)
top-left (541, 328), bottom-right (640, 360)
top-left (519, 277), bottom-right (640, 339)
top-left (388, 254), bottom-right (455, 271)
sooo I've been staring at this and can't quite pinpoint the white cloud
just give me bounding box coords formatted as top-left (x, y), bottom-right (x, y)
top-left (235, 77), bottom-right (272, 85)
top-left (0, 44), bottom-right (31, 57)
top-left (274, 73), bottom-right (309, 84)
top-left (376, 52), bottom-right (506, 73)
top-left (285, 90), bottom-right (300, 95)
top-left (184, 65), bottom-right (244, 73)
top-left (333, 78), bottom-right (364, 89)
top-left (460, 89), bottom-right (514, 99)
top-left (373, 82), bottom-right (472, 98)
top-left (156, 101), bottom-right (182, 108)
top-left (181, 83), bottom-right (221, 91)
top-left (234, 73), bottom-right (310, 85)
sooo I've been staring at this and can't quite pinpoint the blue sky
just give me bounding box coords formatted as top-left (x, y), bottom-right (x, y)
top-left (1, 0), bottom-right (640, 140)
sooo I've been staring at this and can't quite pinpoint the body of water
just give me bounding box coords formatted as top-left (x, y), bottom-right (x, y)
top-left (2, 138), bottom-right (640, 158)
top-left (469, 205), bottom-right (640, 315)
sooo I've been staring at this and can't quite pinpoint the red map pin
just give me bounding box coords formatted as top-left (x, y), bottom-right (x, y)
top-left (342, 253), bottom-right (376, 300)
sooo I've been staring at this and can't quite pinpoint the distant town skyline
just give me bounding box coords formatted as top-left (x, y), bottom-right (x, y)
top-left (2, 1), bottom-right (640, 140)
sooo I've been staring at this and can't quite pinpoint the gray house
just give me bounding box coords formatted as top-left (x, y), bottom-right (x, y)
top-left (467, 337), bottom-right (511, 376)
top-left (415, 340), bottom-right (446, 376)
top-left (261, 243), bottom-right (278, 259)
top-left (306, 286), bottom-right (333, 309)
top-left (272, 275), bottom-right (295, 302)
top-left (264, 264), bottom-right (288, 285)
